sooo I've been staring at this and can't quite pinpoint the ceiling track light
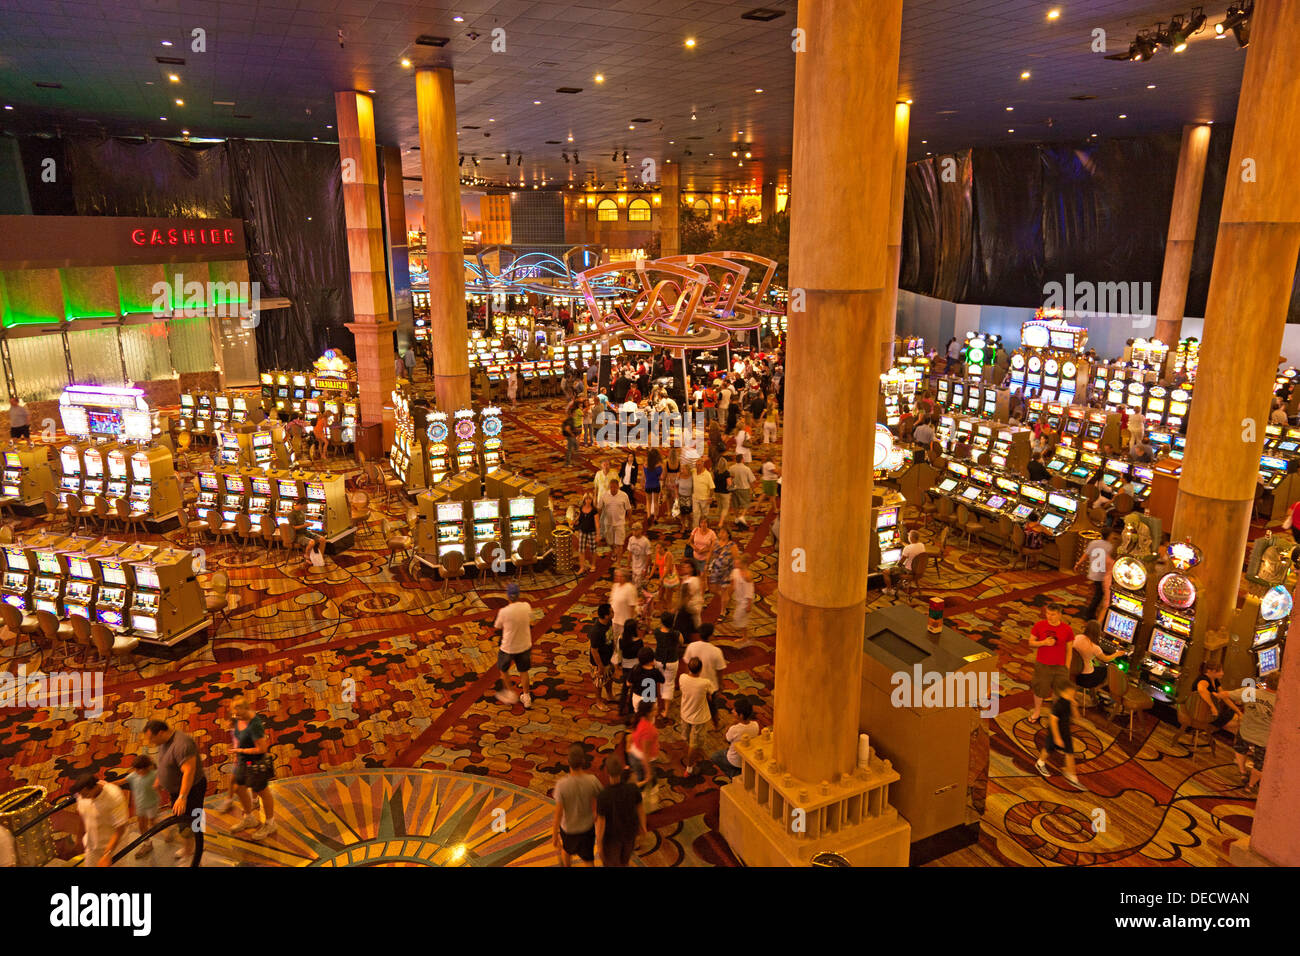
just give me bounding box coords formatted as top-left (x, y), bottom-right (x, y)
top-left (622, 150), bottom-right (628, 163)
top-left (458, 154), bottom-right (464, 166)
top-left (1216, 0), bottom-right (1253, 45)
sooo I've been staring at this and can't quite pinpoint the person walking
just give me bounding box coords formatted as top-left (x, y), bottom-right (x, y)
top-left (71, 773), bottom-right (129, 867)
top-left (643, 449), bottom-right (663, 524)
top-left (677, 658), bottom-right (713, 776)
top-left (575, 493), bottom-right (599, 575)
top-left (493, 582), bottom-right (534, 709)
top-left (220, 694), bottom-right (277, 841)
top-left (691, 458), bottom-right (715, 530)
top-left (726, 554), bottom-right (755, 639)
top-left (594, 755), bottom-right (645, 867)
top-left (1027, 603), bottom-right (1073, 723)
top-left (601, 478), bottom-right (633, 562)
top-left (552, 742), bottom-right (603, 867)
top-left (1034, 678), bottom-right (1086, 790)
top-left (142, 719), bottom-right (208, 866)
top-left (121, 754), bottom-right (160, 860)
top-left (707, 526), bottom-right (736, 601)
top-left (403, 347), bottom-right (416, 380)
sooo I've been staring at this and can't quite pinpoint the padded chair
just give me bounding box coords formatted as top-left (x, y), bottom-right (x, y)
top-left (204, 570), bottom-right (232, 628)
top-left (956, 504), bottom-right (985, 551)
top-left (899, 551), bottom-right (929, 598)
top-left (1112, 492), bottom-right (1135, 517)
top-left (71, 494), bottom-right (96, 533)
top-left (920, 491), bottom-right (943, 529)
top-left (931, 527), bottom-right (951, 580)
top-left (116, 497), bottom-right (148, 539)
top-left (207, 508), bottom-right (237, 550)
top-left (257, 514), bottom-right (278, 559)
top-left (437, 551), bottom-right (466, 595)
top-left (349, 490), bottom-right (372, 538)
top-left (995, 514), bottom-right (1016, 560)
top-left (34, 609), bottom-right (74, 669)
top-left (276, 522), bottom-right (299, 563)
top-left (235, 513), bottom-right (259, 553)
top-left (1173, 693), bottom-right (1221, 754)
top-left (44, 491), bottom-right (71, 531)
top-left (513, 536), bottom-right (539, 581)
top-left (1104, 666), bottom-right (1154, 741)
top-left (0, 601), bottom-right (40, 660)
top-left (475, 540), bottom-right (505, 580)
top-left (68, 613), bottom-right (95, 667)
top-left (90, 621), bottom-right (139, 671)
top-left (180, 507), bottom-right (209, 546)
top-left (382, 517), bottom-right (413, 569)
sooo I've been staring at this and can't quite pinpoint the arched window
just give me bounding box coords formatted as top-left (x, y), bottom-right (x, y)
top-left (597, 199), bottom-right (619, 221)
top-left (627, 198), bottom-right (651, 222)
top-left (692, 199), bottom-right (711, 216)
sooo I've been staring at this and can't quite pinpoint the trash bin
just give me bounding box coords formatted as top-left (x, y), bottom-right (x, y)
top-left (0, 786), bottom-right (57, 867)
top-left (552, 526), bottom-right (574, 575)
top-left (810, 851), bottom-right (851, 867)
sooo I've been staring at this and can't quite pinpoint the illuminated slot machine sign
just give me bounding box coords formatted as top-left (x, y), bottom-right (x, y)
top-left (1124, 381), bottom-right (1145, 412)
top-left (304, 398), bottom-right (321, 420)
top-left (1254, 585), bottom-right (1290, 677)
top-left (1103, 556), bottom-right (1149, 654)
top-left (480, 407), bottom-right (503, 471)
top-left (1045, 403), bottom-right (1065, 434)
top-left (2, 545), bottom-right (31, 610)
top-left (260, 372), bottom-right (275, 406)
top-left (964, 384), bottom-right (983, 414)
top-left (1047, 446), bottom-right (1076, 473)
top-left (1084, 410), bottom-right (1108, 445)
top-left (128, 452), bottom-right (153, 512)
top-left (1259, 454), bottom-right (1289, 490)
top-left (105, 449), bottom-right (129, 501)
top-left (1073, 450), bottom-right (1102, 482)
top-left (303, 480), bottom-right (328, 532)
top-left (275, 477), bottom-right (301, 526)
top-left (218, 430), bottom-right (242, 466)
top-left (196, 393), bottom-right (213, 430)
top-left (427, 412), bottom-right (451, 484)
top-left (59, 385), bottom-right (153, 444)
top-left (435, 502), bottom-right (467, 558)
top-left (32, 550), bottom-right (63, 616)
top-left (1101, 459), bottom-right (1130, 490)
top-left (471, 498), bottom-right (501, 548)
top-left (221, 472), bottom-right (247, 522)
top-left (252, 431), bottom-right (273, 466)
top-left (1166, 388), bottom-right (1190, 430)
top-left (232, 396), bottom-right (249, 424)
top-left (1140, 541), bottom-right (1201, 701)
top-left (1, 452), bottom-right (20, 499)
top-left (213, 395), bottom-right (231, 427)
top-left (1063, 408), bottom-right (1085, 439)
top-left (62, 553), bottom-right (96, 619)
top-left (453, 410), bottom-right (478, 473)
top-left (275, 373), bottom-right (291, 408)
top-left (179, 393), bottom-right (195, 430)
top-left (1009, 353), bottom-right (1026, 391)
top-left (1042, 357), bottom-right (1061, 396)
top-left (195, 470), bottom-right (220, 519)
top-left (1144, 385), bottom-right (1167, 424)
top-left (1175, 337), bottom-right (1200, 378)
top-left (961, 333), bottom-right (999, 382)
top-left (248, 475), bottom-right (273, 518)
top-left (936, 378), bottom-right (952, 409)
top-left (875, 505), bottom-right (903, 566)
top-left (951, 380), bottom-right (966, 410)
top-left (81, 447), bottom-right (106, 497)
top-left (291, 375), bottom-right (308, 407)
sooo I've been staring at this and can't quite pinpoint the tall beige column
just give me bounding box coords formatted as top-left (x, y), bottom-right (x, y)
top-left (1172, 0), bottom-right (1300, 688)
top-left (1153, 124), bottom-right (1212, 346)
top-left (719, 0), bottom-right (911, 866)
top-left (660, 163), bottom-right (680, 258)
top-left (880, 100), bottom-right (910, 370)
top-left (336, 91), bottom-right (397, 453)
top-left (415, 68), bottom-right (471, 411)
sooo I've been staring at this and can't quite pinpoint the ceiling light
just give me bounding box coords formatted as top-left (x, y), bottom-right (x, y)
top-left (1006, 106), bottom-right (1014, 111)
top-left (1147, 84), bottom-right (1156, 89)
top-left (685, 37), bottom-right (696, 48)
top-left (473, 156), bottom-right (479, 166)
top-left (732, 150), bottom-right (739, 157)
top-left (174, 99), bottom-right (184, 106)
top-left (168, 74), bottom-right (179, 83)
top-left (690, 111), bottom-right (697, 120)
top-left (737, 129), bottom-right (744, 135)
top-left (594, 74), bottom-right (605, 84)
top-left (161, 40), bottom-right (173, 46)
top-left (533, 100), bottom-right (541, 104)
top-left (1007, 128), bottom-right (1015, 133)
top-left (754, 88), bottom-right (764, 93)
top-left (181, 129), bottom-right (189, 135)
top-left (3, 105), bottom-right (13, 111)
top-left (628, 124), bottom-right (635, 130)
top-left (1118, 114), bottom-right (1127, 119)
top-left (400, 58), bottom-right (412, 68)
top-left (326, 124), bottom-right (333, 129)
top-left (453, 15), bottom-right (464, 22)
top-left (1047, 8), bottom-right (1061, 20)
top-left (566, 134), bottom-right (573, 142)
top-left (1020, 70), bottom-right (1031, 79)
top-left (159, 115), bottom-right (166, 120)
top-left (367, 89), bottom-right (375, 94)
top-left (745, 151), bottom-right (752, 158)
top-left (488, 117), bottom-right (495, 122)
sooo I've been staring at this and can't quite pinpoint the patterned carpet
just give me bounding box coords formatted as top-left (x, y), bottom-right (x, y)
top-left (0, 378), bottom-right (1260, 867)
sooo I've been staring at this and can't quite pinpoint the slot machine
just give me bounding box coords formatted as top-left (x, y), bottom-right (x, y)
top-left (1251, 585), bottom-right (1289, 680)
top-left (487, 363), bottom-right (504, 385)
top-left (275, 474), bottom-right (302, 526)
top-left (1144, 385), bottom-right (1167, 425)
top-left (470, 498), bottom-right (502, 550)
top-left (220, 471), bottom-right (247, 523)
top-left (195, 393), bottom-right (213, 433)
top-left (61, 551), bottom-right (97, 619)
top-left (1044, 403), bottom-right (1065, 434)
top-left (1063, 407), bottom-right (1085, 441)
top-left (1058, 360), bottom-right (1080, 404)
top-left (179, 393), bottom-right (195, 432)
top-left (869, 491), bottom-right (905, 572)
top-left (1124, 380), bottom-right (1145, 414)
top-left (1097, 514), bottom-right (1161, 663)
top-left (1046, 446), bottom-right (1076, 475)
top-left (0, 452), bottom-right (20, 504)
top-left (1036, 488), bottom-right (1082, 569)
top-left (195, 468), bottom-right (221, 520)
top-left (80, 446), bottom-right (107, 499)
top-left (1227, 536), bottom-right (1292, 687)
top-left (211, 394), bottom-right (229, 429)
top-left (291, 375), bottom-right (309, 414)
top-left (302, 472), bottom-right (349, 537)
top-left (305, 397), bottom-right (322, 421)
top-left (951, 380), bottom-right (966, 411)
top-left (129, 548), bottom-right (204, 645)
top-left (1042, 357), bottom-right (1062, 399)
top-left (260, 372), bottom-right (275, 409)
top-left (954, 418), bottom-right (974, 449)
top-left (340, 401), bottom-right (358, 444)
top-left (1140, 540), bottom-right (1202, 702)
top-left (1083, 410), bottom-right (1109, 450)
top-left (30, 548), bottom-right (64, 616)
top-left (435, 501), bottom-right (468, 558)
top-left (972, 423), bottom-right (994, 454)
top-left (1105, 376), bottom-right (1126, 410)
top-left (275, 373), bottom-right (291, 409)
top-left (936, 377), bottom-right (952, 410)
top-left (248, 473), bottom-right (274, 524)
top-left (1069, 450), bottom-right (1101, 485)
top-left (217, 429), bottom-right (243, 466)
top-left (964, 384), bottom-right (982, 415)
top-left (231, 395), bottom-right (247, 425)
top-left (480, 406), bottom-right (504, 472)
top-left (1099, 458), bottom-right (1130, 492)
top-left (1, 447), bottom-right (54, 507)
top-left (1009, 354), bottom-right (1026, 392)
top-left (1, 544), bottom-right (33, 611)
top-left (104, 448), bottom-right (130, 502)
top-left (130, 446), bottom-right (179, 518)
top-left (453, 409), bottom-right (478, 473)
top-left (251, 430), bottom-right (274, 468)
top-left (507, 497), bottom-right (537, 548)
top-left (1025, 355), bottom-right (1043, 394)
top-left (424, 411), bottom-right (449, 485)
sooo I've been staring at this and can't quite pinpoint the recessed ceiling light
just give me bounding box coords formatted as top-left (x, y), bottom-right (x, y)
top-left (754, 88), bottom-right (763, 93)
top-left (453, 15), bottom-right (464, 22)
top-left (312, 136), bottom-right (318, 140)
top-left (1147, 84), bottom-right (1156, 89)
top-left (174, 99), bottom-right (184, 106)
top-left (159, 115), bottom-right (167, 120)
top-left (367, 89), bottom-right (375, 94)
top-left (3, 105), bottom-right (12, 111)
top-left (594, 74), bottom-right (605, 84)
top-left (669, 140), bottom-right (674, 144)
top-left (737, 130), bottom-right (744, 135)
top-left (567, 134), bottom-right (573, 142)
top-left (168, 74), bottom-right (179, 83)
top-left (1118, 113), bottom-right (1127, 119)
top-left (488, 118), bottom-right (495, 122)
top-left (1007, 129), bottom-right (1015, 133)
top-left (1047, 9), bottom-right (1061, 20)
top-left (685, 37), bottom-right (696, 48)
top-left (181, 129), bottom-right (189, 135)
top-left (400, 58), bottom-right (412, 68)
top-left (1020, 70), bottom-right (1031, 79)
top-left (921, 139), bottom-right (927, 144)
top-left (533, 100), bottom-right (541, 105)
top-left (1006, 106), bottom-right (1014, 111)
top-left (326, 124), bottom-right (333, 129)
top-left (161, 40), bottom-right (173, 46)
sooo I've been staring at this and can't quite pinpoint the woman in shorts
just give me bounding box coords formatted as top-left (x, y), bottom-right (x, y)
top-left (224, 694), bottom-right (277, 840)
top-left (575, 493), bottom-right (598, 575)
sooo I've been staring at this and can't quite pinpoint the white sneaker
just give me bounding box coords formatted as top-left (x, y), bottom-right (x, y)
top-left (1035, 760), bottom-right (1049, 777)
top-left (231, 813), bottom-right (260, 833)
top-left (251, 821), bottom-right (278, 840)
top-left (520, 692), bottom-right (533, 709)
top-left (495, 689), bottom-right (520, 704)
top-left (173, 844), bottom-right (192, 861)
top-left (214, 796), bottom-right (234, 813)
top-left (134, 842), bottom-right (153, 859)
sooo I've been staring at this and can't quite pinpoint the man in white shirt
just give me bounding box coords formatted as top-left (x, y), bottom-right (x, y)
top-left (883, 530), bottom-right (927, 596)
top-left (72, 773), bottom-right (129, 867)
top-left (608, 569), bottom-right (639, 635)
top-left (601, 479), bottom-right (633, 558)
top-left (728, 459), bottom-right (756, 528)
top-left (493, 582), bottom-right (534, 708)
top-left (683, 624), bottom-right (726, 727)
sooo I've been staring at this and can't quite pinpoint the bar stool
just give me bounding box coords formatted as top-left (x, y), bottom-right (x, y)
top-left (34, 609), bottom-right (75, 669)
top-left (90, 621), bottom-right (139, 672)
top-left (44, 491), bottom-right (71, 531)
top-left (0, 602), bottom-right (40, 660)
top-left (207, 508), bottom-right (237, 551)
top-left (235, 513), bottom-right (259, 553)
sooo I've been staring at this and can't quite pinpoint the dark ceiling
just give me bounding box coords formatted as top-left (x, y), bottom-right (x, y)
top-left (0, 1), bottom-right (1250, 195)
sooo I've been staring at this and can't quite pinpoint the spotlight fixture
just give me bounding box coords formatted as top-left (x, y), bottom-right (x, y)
top-left (573, 151), bottom-right (579, 163)
top-left (622, 150), bottom-right (628, 163)
top-left (1216, 1), bottom-right (1252, 46)
top-left (472, 155), bottom-right (479, 166)
top-left (458, 154), bottom-right (465, 165)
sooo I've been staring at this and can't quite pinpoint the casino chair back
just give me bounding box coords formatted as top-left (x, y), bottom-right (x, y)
top-left (1176, 692), bottom-right (1220, 754)
top-left (1112, 492), bottom-right (1135, 516)
top-left (1105, 665), bottom-right (1154, 741)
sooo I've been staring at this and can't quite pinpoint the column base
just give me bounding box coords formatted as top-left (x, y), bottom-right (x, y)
top-left (719, 781), bottom-right (911, 867)
top-left (1228, 836), bottom-right (1281, 867)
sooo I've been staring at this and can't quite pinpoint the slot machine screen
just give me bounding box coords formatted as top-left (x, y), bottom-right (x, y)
top-left (1069, 465), bottom-right (1092, 479)
top-left (1012, 503), bottom-right (1034, 520)
top-left (100, 563), bottom-right (126, 586)
top-left (1048, 492), bottom-right (1076, 512)
top-left (1022, 486), bottom-right (1047, 504)
top-left (472, 500), bottom-right (499, 519)
top-left (1147, 630), bottom-right (1186, 665)
top-left (35, 552), bottom-right (60, 575)
top-left (131, 614), bottom-right (158, 634)
top-left (937, 478), bottom-right (959, 493)
top-left (1253, 624), bottom-right (1279, 648)
top-left (1049, 330), bottom-right (1075, 349)
top-left (3, 452), bottom-right (19, 468)
top-left (984, 494), bottom-right (1007, 510)
top-left (1280, 440), bottom-right (1299, 453)
top-left (306, 483), bottom-right (326, 501)
top-left (960, 485), bottom-right (981, 501)
top-left (1261, 455), bottom-right (1287, 471)
top-left (277, 480), bottom-right (298, 497)
top-left (3, 547), bottom-right (28, 572)
top-left (508, 498), bottom-right (535, 518)
top-left (1039, 512), bottom-right (1065, 532)
top-left (252, 477), bottom-right (272, 496)
top-left (436, 503), bottom-right (464, 522)
top-left (96, 609), bottom-right (124, 628)
top-left (67, 556), bottom-right (92, 579)
top-left (1103, 610), bottom-right (1138, 644)
top-left (1132, 467), bottom-right (1154, 484)
top-left (880, 548), bottom-right (903, 566)
top-left (1111, 593), bottom-right (1144, 616)
top-left (1047, 458), bottom-right (1067, 472)
top-left (1257, 645), bottom-right (1282, 674)
top-left (200, 473), bottom-right (219, 491)
top-left (134, 565), bottom-right (160, 590)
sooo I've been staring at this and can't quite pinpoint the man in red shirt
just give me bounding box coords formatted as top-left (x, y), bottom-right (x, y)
top-left (1027, 602), bottom-right (1073, 723)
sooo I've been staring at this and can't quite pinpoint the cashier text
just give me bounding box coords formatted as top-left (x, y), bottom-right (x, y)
top-left (890, 664), bottom-right (1000, 718)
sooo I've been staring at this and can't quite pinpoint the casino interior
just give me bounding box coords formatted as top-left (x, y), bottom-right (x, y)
top-left (0, 0), bottom-right (1298, 876)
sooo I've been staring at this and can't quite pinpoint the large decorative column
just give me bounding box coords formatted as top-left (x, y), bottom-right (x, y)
top-left (879, 100), bottom-right (910, 370)
top-left (415, 68), bottom-right (471, 411)
top-left (660, 163), bottom-right (680, 258)
top-left (336, 91), bottom-right (397, 453)
top-left (719, 0), bottom-right (911, 866)
top-left (1153, 124), bottom-right (1212, 346)
top-left (1171, 0), bottom-right (1300, 687)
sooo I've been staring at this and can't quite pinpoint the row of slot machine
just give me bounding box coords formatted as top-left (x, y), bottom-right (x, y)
top-left (1172, 337), bottom-right (1200, 380)
top-left (932, 416), bottom-right (1032, 473)
top-left (1008, 353), bottom-right (1083, 404)
top-left (58, 444), bottom-right (180, 521)
top-left (194, 467), bottom-right (350, 539)
top-left (928, 460), bottom-right (1085, 569)
top-left (934, 378), bottom-right (1010, 421)
top-left (414, 470), bottom-right (554, 561)
top-left (0, 534), bottom-right (204, 648)
top-left (388, 400), bottom-right (505, 492)
top-left (1044, 404), bottom-right (1124, 451)
top-left (878, 367), bottom-right (925, 428)
top-left (178, 391), bottom-right (265, 436)
top-left (1096, 379), bottom-right (1193, 431)
top-left (257, 374), bottom-right (360, 443)
top-left (958, 332), bottom-right (1003, 383)
top-left (216, 425), bottom-right (294, 471)
top-left (0, 444), bottom-right (55, 508)
top-left (561, 340), bottom-right (625, 373)
top-left (1045, 446), bottom-right (1155, 501)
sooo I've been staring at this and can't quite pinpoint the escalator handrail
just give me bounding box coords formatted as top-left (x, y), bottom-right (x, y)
top-left (11, 772), bottom-right (127, 837)
top-left (109, 814), bottom-right (186, 865)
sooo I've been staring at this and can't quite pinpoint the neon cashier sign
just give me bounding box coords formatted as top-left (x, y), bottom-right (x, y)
top-left (130, 226), bottom-right (238, 247)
